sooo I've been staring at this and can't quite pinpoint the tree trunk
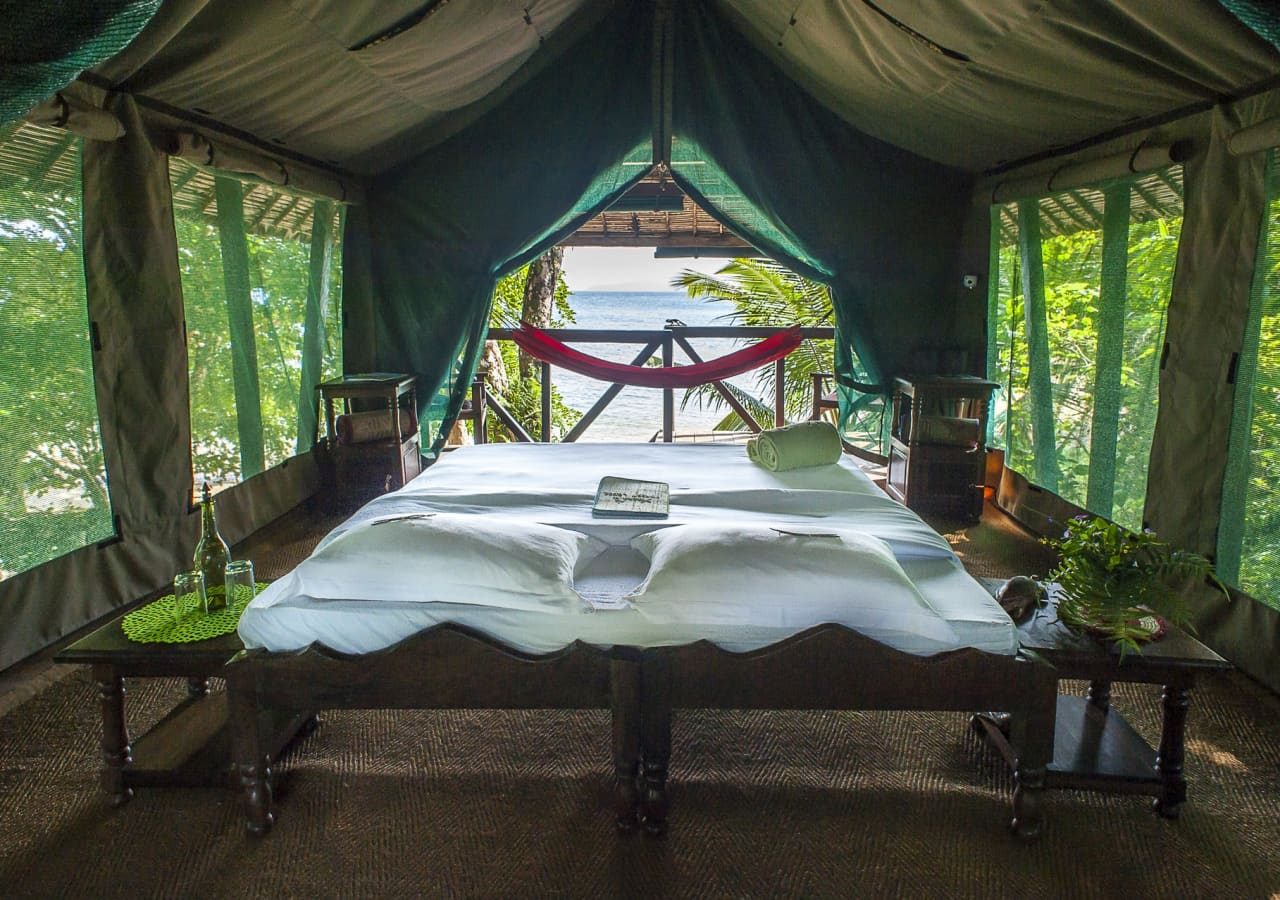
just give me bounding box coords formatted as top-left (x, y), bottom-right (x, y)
top-left (481, 339), bottom-right (509, 398)
top-left (518, 247), bottom-right (563, 378)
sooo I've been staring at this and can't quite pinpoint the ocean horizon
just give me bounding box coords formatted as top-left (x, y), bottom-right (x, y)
top-left (543, 290), bottom-right (756, 441)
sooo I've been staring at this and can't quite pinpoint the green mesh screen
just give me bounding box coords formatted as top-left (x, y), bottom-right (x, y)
top-left (670, 135), bottom-right (827, 274)
top-left (0, 122), bottom-right (114, 575)
top-left (990, 167), bottom-right (1183, 530)
top-left (1219, 151), bottom-right (1280, 608)
top-left (1219, 0), bottom-right (1280, 48)
top-left (171, 159), bottom-right (344, 494)
top-left (0, 1), bottom-right (163, 125)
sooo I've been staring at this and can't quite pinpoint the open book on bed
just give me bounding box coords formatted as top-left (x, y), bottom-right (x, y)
top-left (592, 476), bottom-right (670, 518)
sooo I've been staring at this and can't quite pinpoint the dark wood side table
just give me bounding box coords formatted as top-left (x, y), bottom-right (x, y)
top-left (973, 581), bottom-right (1231, 818)
top-left (54, 607), bottom-right (315, 805)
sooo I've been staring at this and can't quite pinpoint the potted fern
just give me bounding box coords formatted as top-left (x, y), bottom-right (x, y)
top-left (1044, 516), bottom-right (1226, 655)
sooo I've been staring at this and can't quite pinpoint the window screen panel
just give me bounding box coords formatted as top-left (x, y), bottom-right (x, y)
top-left (1221, 151), bottom-right (1280, 608)
top-left (989, 168), bottom-right (1182, 530)
top-left (170, 159), bottom-right (344, 495)
top-left (0, 123), bottom-right (114, 576)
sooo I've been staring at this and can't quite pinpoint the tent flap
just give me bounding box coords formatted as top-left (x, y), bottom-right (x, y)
top-left (357, 2), bottom-right (653, 449)
top-left (670, 0), bottom-right (977, 386)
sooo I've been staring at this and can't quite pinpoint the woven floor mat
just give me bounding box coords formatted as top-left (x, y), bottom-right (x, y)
top-left (0, 667), bottom-right (1277, 898)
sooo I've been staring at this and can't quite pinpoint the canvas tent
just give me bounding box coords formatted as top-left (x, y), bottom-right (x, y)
top-left (2, 0), bottom-right (1280, 691)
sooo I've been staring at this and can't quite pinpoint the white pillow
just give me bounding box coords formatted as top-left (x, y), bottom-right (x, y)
top-left (628, 523), bottom-right (959, 650)
top-left (288, 513), bottom-right (605, 613)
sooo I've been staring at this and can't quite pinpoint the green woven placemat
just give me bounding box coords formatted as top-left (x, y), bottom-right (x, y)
top-left (121, 583), bottom-right (267, 644)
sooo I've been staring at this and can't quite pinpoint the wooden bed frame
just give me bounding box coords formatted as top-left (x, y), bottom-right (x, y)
top-left (633, 626), bottom-right (1057, 840)
top-left (226, 623), bottom-right (1056, 840)
top-left (226, 624), bottom-right (645, 835)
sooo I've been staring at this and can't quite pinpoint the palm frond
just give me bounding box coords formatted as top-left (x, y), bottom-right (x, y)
top-left (673, 258), bottom-right (838, 422)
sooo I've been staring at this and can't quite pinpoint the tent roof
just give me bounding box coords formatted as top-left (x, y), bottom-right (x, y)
top-left (87, 0), bottom-right (1280, 179)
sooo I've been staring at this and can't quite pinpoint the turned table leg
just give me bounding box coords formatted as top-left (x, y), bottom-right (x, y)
top-left (1087, 680), bottom-right (1112, 712)
top-left (93, 665), bottom-right (133, 806)
top-left (639, 655), bottom-right (671, 836)
top-left (185, 677), bottom-right (210, 699)
top-left (1154, 684), bottom-right (1191, 818)
top-left (1011, 762), bottom-right (1046, 841)
top-left (229, 681), bottom-right (273, 835)
top-left (611, 658), bottom-right (641, 832)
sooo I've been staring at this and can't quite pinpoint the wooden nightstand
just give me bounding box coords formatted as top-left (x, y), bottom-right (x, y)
top-left (317, 373), bottom-right (422, 502)
top-left (884, 376), bottom-right (998, 520)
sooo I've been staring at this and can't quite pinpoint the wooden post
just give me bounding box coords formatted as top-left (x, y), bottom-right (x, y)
top-left (811, 373), bottom-right (825, 421)
top-left (662, 333), bottom-right (674, 442)
top-left (540, 360), bottom-right (552, 442)
top-left (774, 358), bottom-right (786, 426)
top-left (472, 375), bottom-right (487, 445)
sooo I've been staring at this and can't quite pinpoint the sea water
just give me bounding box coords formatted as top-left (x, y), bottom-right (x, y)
top-left (546, 291), bottom-right (759, 441)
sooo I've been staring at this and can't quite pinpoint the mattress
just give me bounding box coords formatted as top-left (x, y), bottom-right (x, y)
top-left (239, 443), bottom-right (1017, 656)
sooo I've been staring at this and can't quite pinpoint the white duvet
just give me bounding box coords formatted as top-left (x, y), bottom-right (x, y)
top-left (239, 443), bottom-right (1016, 657)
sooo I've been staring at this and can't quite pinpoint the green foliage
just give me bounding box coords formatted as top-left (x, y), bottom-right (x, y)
top-left (175, 180), bottom-right (343, 489)
top-left (482, 264), bottom-right (579, 441)
top-left (0, 139), bottom-right (115, 576)
top-left (1045, 516), bottom-right (1224, 656)
top-left (992, 193), bottom-right (1177, 531)
top-left (488, 262), bottom-right (575, 329)
top-left (672, 259), bottom-right (834, 429)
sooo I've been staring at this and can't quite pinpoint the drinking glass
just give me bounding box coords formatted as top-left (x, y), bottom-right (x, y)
top-left (173, 570), bottom-right (206, 623)
top-left (224, 559), bottom-right (256, 609)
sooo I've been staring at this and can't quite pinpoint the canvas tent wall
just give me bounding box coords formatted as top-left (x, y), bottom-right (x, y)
top-left (1, 1), bottom-right (1280, 692)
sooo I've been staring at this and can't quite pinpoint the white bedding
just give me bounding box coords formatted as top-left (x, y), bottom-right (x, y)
top-left (238, 443), bottom-right (1016, 657)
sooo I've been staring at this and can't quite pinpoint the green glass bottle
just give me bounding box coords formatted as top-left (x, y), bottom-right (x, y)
top-left (194, 482), bottom-right (230, 611)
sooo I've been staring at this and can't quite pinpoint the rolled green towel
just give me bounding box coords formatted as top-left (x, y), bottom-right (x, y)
top-left (746, 421), bottom-right (842, 471)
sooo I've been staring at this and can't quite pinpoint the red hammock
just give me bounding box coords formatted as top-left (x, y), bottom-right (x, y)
top-left (510, 323), bottom-right (804, 389)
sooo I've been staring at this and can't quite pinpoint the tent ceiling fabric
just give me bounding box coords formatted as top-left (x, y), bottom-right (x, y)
top-left (84, 0), bottom-right (1280, 177)
top-left (719, 0), bottom-right (1279, 170)
top-left (97, 0), bottom-right (599, 175)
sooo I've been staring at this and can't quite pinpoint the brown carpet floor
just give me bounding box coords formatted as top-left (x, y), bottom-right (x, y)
top-left (0, 505), bottom-right (1277, 898)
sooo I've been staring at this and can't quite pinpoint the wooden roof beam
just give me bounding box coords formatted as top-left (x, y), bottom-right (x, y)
top-left (1036, 201), bottom-right (1071, 236)
top-left (1131, 180), bottom-right (1173, 215)
top-left (560, 233), bottom-right (754, 249)
top-left (1049, 195), bottom-right (1096, 230)
top-left (27, 132), bottom-right (76, 189)
top-left (1152, 169), bottom-right (1184, 199)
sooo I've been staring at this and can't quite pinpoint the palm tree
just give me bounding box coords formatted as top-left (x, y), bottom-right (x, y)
top-left (672, 258), bottom-right (834, 429)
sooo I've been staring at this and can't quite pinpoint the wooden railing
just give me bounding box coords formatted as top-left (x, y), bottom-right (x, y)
top-left (471, 325), bottom-right (836, 443)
